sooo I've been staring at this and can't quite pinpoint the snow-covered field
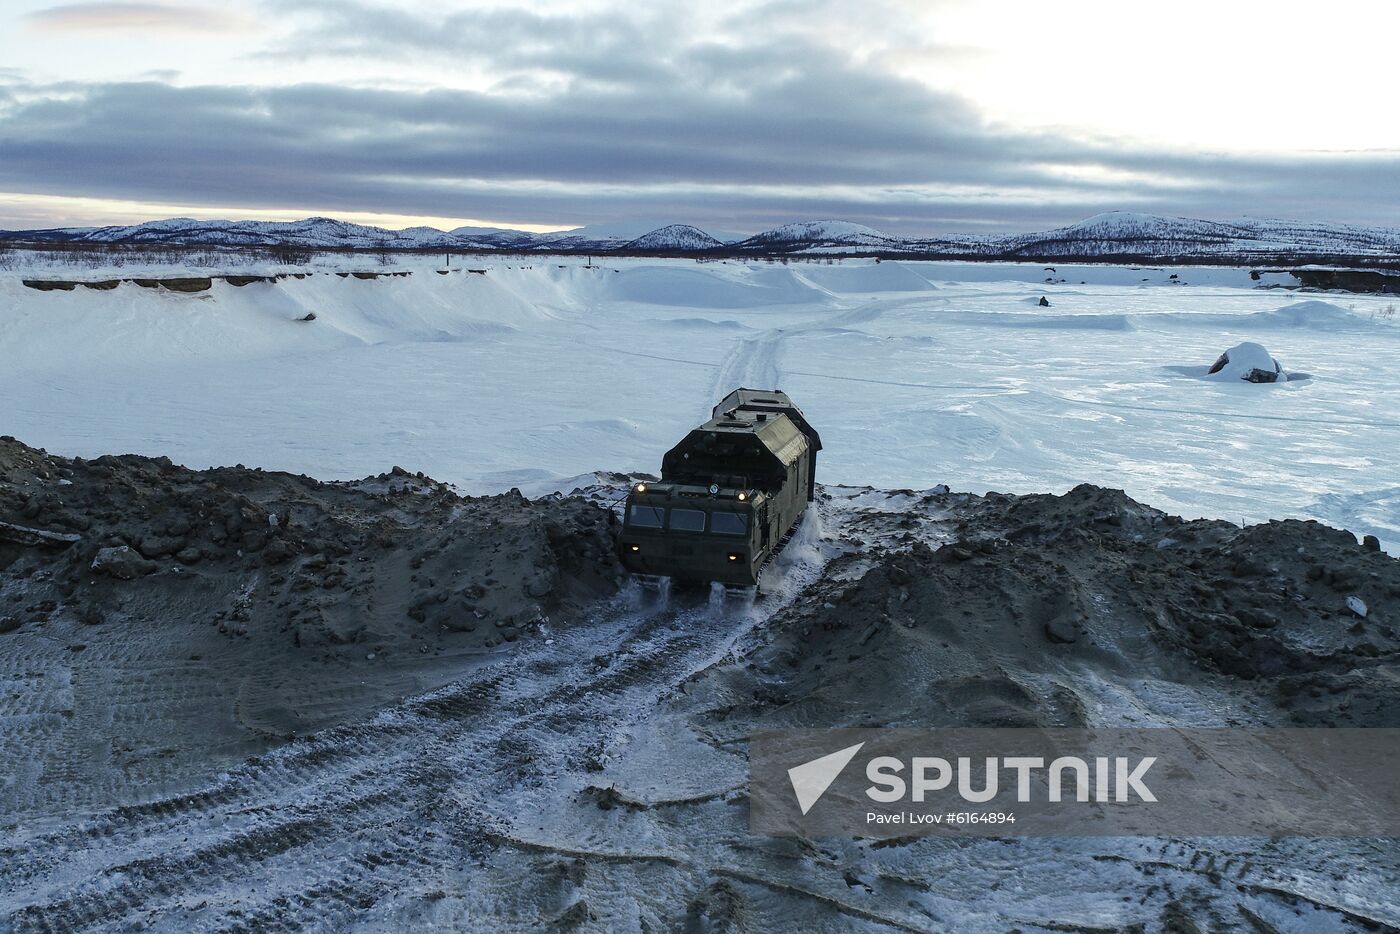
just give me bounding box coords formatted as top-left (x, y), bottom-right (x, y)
top-left (3, 255), bottom-right (1397, 549)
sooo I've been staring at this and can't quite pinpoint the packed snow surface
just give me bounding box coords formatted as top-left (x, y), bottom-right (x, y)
top-left (2, 256), bottom-right (1398, 550)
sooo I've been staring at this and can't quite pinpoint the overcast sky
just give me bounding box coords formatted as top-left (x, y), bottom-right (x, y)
top-left (1, 0), bottom-right (1397, 235)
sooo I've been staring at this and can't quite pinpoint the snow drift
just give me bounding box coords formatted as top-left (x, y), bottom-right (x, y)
top-left (0, 269), bottom-right (552, 376)
top-left (599, 265), bottom-right (826, 307)
top-left (1251, 300), bottom-right (1361, 329)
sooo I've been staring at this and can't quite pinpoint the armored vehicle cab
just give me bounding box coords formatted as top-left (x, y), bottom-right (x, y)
top-left (619, 389), bottom-right (822, 587)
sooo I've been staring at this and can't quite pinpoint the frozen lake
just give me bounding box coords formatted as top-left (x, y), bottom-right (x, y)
top-left (3, 256), bottom-right (1397, 549)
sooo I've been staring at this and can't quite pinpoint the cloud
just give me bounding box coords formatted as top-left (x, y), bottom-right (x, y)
top-left (2, 0), bottom-right (1398, 233)
top-left (25, 2), bottom-right (253, 34)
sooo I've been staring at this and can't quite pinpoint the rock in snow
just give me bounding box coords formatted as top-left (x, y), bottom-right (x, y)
top-left (1207, 341), bottom-right (1286, 383)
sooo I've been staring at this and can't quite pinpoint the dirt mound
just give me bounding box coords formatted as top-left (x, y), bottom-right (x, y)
top-left (731, 484), bottom-right (1399, 731)
top-left (0, 438), bottom-right (620, 646)
top-left (0, 437), bottom-right (622, 817)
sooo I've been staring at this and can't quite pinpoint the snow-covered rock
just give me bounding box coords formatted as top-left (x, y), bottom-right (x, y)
top-left (1206, 341), bottom-right (1286, 383)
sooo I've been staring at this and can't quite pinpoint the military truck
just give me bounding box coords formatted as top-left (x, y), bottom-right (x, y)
top-left (618, 389), bottom-right (822, 588)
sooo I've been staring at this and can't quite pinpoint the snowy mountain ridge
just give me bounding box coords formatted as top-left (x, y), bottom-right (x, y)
top-left (4, 211), bottom-right (1399, 259)
top-left (990, 212), bottom-right (1400, 258)
top-left (624, 224), bottom-right (724, 251)
top-left (740, 219), bottom-right (893, 246)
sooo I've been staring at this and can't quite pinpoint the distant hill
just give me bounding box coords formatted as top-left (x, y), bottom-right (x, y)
top-left (987, 212), bottom-right (1400, 259)
top-left (736, 219), bottom-right (894, 249)
top-left (5, 211), bottom-right (1399, 262)
top-left (625, 224), bottom-right (724, 251)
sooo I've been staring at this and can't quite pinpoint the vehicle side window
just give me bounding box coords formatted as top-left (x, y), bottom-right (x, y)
top-left (710, 512), bottom-right (748, 535)
top-left (627, 505), bottom-right (665, 528)
top-left (668, 508), bottom-right (706, 532)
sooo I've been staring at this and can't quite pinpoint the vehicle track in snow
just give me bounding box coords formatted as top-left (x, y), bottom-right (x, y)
top-left (0, 506), bottom-right (838, 933)
top-left (709, 330), bottom-right (784, 409)
top-left (704, 298), bottom-right (919, 413)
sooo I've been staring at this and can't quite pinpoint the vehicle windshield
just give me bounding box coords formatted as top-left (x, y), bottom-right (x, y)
top-left (710, 512), bottom-right (749, 535)
top-left (668, 508), bottom-right (706, 532)
top-left (626, 505), bottom-right (664, 528)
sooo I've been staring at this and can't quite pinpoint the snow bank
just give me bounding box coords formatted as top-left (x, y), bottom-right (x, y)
top-left (1153, 299), bottom-right (1382, 333)
top-left (0, 270), bottom-right (550, 377)
top-left (1251, 300), bottom-right (1358, 329)
top-left (642, 317), bottom-right (751, 331)
top-left (599, 265), bottom-right (824, 307)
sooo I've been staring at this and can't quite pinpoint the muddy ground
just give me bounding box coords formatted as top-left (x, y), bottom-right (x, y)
top-left (0, 437), bottom-right (621, 819)
top-left (1, 440), bottom-right (1398, 931)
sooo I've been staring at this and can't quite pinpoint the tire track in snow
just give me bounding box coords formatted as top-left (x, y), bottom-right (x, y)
top-left (0, 506), bottom-right (837, 932)
top-left (703, 297), bottom-right (920, 409)
top-left (709, 330), bottom-right (784, 407)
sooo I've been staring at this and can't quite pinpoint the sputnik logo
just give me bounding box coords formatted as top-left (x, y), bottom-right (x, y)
top-left (787, 742), bottom-right (865, 815)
